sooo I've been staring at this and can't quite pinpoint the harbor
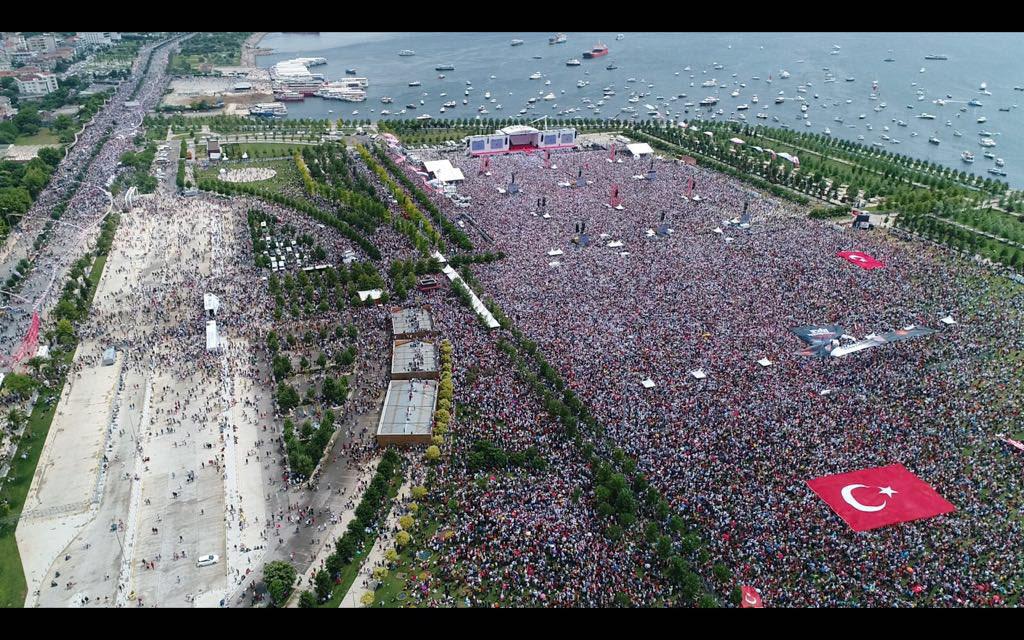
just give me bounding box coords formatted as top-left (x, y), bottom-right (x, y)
top-left (255, 32), bottom-right (1024, 187)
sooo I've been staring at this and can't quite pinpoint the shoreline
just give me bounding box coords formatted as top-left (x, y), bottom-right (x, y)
top-left (241, 32), bottom-right (271, 68)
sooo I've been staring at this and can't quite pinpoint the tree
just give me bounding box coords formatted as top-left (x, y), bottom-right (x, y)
top-left (55, 318), bottom-right (76, 345)
top-left (395, 530), bottom-right (411, 547)
top-left (425, 445), bottom-right (440, 462)
top-left (360, 592), bottom-right (375, 607)
top-left (263, 561), bottom-right (297, 607)
top-left (314, 569), bottom-right (332, 602)
top-left (298, 590), bottom-right (317, 608)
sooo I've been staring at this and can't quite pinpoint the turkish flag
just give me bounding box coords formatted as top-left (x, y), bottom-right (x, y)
top-left (740, 586), bottom-right (764, 608)
top-left (837, 251), bottom-right (885, 270)
top-left (807, 464), bottom-right (955, 532)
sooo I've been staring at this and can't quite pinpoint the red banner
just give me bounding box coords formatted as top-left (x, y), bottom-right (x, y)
top-left (740, 586), bottom-right (764, 608)
top-left (807, 464), bottom-right (955, 532)
top-left (837, 250), bottom-right (885, 270)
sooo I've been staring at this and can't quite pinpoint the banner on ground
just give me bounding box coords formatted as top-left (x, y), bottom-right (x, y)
top-left (807, 464), bottom-right (955, 531)
top-left (837, 251), bottom-right (885, 270)
top-left (793, 324), bottom-right (846, 357)
top-left (740, 586), bottom-right (764, 608)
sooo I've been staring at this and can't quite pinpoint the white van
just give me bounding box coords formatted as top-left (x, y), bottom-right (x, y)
top-left (196, 554), bottom-right (219, 568)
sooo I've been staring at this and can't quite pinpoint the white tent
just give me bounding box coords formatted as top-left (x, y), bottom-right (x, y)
top-left (729, 137), bottom-right (745, 145)
top-left (641, 378), bottom-right (656, 388)
top-left (690, 369), bottom-right (707, 379)
top-left (940, 315), bottom-right (956, 325)
top-left (357, 289), bottom-right (383, 302)
top-left (423, 160), bottom-right (465, 184)
top-left (547, 248), bottom-right (564, 256)
top-left (757, 357), bottom-right (773, 367)
top-left (607, 240), bottom-right (624, 248)
top-left (626, 143), bottom-right (654, 157)
top-left (206, 321), bottom-right (219, 352)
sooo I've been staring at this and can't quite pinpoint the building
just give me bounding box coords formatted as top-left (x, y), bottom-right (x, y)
top-left (203, 293), bottom-right (220, 319)
top-left (0, 96), bottom-right (16, 121)
top-left (26, 34), bottom-right (57, 53)
top-left (390, 306), bottom-right (434, 339)
top-left (78, 32), bottom-right (119, 47)
top-left (376, 379), bottom-right (438, 446)
top-left (207, 139), bottom-right (221, 161)
top-left (15, 72), bottom-right (59, 96)
top-left (391, 339), bottom-right (439, 381)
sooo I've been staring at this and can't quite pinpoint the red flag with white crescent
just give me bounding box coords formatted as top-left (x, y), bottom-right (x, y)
top-left (740, 586), bottom-right (764, 608)
top-left (807, 464), bottom-right (955, 532)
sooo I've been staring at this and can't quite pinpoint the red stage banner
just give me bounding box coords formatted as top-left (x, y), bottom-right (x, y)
top-left (837, 250), bottom-right (885, 270)
top-left (807, 464), bottom-right (954, 532)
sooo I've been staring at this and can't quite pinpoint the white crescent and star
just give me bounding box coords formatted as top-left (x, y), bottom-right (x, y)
top-left (840, 484), bottom-right (897, 512)
top-left (744, 593), bottom-right (759, 605)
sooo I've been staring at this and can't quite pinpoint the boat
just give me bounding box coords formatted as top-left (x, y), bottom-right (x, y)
top-left (845, 77), bottom-right (855, 82)
top-left (775, 96), bottom-right (785, 104)
top-left (984, 151), bottom-right (996, 159)
top-left (399, 50), bottom-right (416, 57)
top-left (408, 81), bottom-right (421, 87)
top-left (924, 54), bottom-right (948, 60)
top-left (616, 34), bottom-right (625, 41)
top-left (511, 39), bottom-right (525, 46)
top-left (968, 99), bottom-right (984, 107)
top-left (780, 70), bottom-right (791, 79)
top-left (443, 100), bottom-right (456, 108)
top-left (979, 138), bottom-right (997, 147)
top-left (751, 95), bottom-right (759, 103)
top-left (577, 79), bottom-right (589, 88)
top-left (824, 127), bottom-right (831, 135)
top-left (343, 68), bottom-right (357, 75)
top-left (699, 96), bottom-right (719, 106)
top-left (416, 114), bottom-right (432, 121)
top-left (929, 136), bottom-right (940, 145)
top-left (884, 57), bottom-right (895, 62)
top-left (954, 130), bottom-right (963, 137)
top-left (529, 72), bottom-right (543, 80)
top-left (756, 112), bottom-right (768, 119)
top-left (380, 110), bottom-right (390, 116)
top-left (977, 116), bottom-right (987, 123)
top-left (543, 93), bottom-right (556, 100)
top-left (583, 43), bottom-right (609, 59)
top-left (405, 103), bottom-right (417, 109)
top-left (988, 168), bottom-right (1007, 177)
top-left (274, 90), bottom-right (304, 102)
top-left (917, 113), bottom-right (936, 119)
top-left (549, 33), bottom-right (568, 45)
top-left (606, 63), bottom-right (618, 70)
top-left (249, 103), bottom-right (288, 118)
top-left (435, 64), bottom-right (455, 71)
top-left (566, 58), bottom-right (582, 66)
top-left (995, 158), bottom-right (1005, 167)
top-left (998, 107), bottom-right (1011, 112)
top-left (736, 104), bottom-right (749, 110)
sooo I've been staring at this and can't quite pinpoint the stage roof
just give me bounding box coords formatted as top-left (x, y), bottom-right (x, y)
top-left (627, 143), bottom-right (654, 156)
top-left (498, 125), bottom-right (540, 136)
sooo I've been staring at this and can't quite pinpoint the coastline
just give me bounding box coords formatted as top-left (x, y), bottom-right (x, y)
top-left (241, 32), bottom-right (271, 67)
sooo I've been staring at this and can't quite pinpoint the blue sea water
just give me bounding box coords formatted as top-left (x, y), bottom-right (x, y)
top-left (259, 32), bottom-right (1024, 188)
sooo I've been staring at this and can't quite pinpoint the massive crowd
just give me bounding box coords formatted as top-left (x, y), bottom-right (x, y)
top-left (383, 144), bottom-right (1024, 606)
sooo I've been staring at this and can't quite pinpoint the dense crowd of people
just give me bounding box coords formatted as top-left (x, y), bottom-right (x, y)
top-left (383, 144), bottom-right (1024, 606)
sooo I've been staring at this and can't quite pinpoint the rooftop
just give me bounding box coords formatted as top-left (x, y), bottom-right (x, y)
top-left (377, 379), bottom-right (438, 438)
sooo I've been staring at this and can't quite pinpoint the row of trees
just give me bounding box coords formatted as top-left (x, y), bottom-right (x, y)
top-left (298, 448), bottom-right (404, 607)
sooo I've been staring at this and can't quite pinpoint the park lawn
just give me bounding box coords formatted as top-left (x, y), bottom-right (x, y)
top-left (199, 159), bottom-right (304, 195)
top-left (222, 143), bottom-right (314, 160)
top-left (13, 129), bottom-right (60, 146)
top-left (0, 251), bottom-right (109, 608)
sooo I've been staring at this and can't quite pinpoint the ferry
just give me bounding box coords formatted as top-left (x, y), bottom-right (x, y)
top-left (511, 39), bottom-right (525, 46)
top-left (408, 81), bottom-right (422, 87)
top-left (924, 54), bottom-right (948, 60)
top-left (274, 90), bottom-right (304, 102)
top-left (549, 33), bottom-right (568, 45)
top-left (566, 58), bottom-right (582, 66)
top-left (435, 64), bottom-right (455, 71)
top-left (583, 43), bottom-right (609, 59)
top-left (398, 50), bottom-right (416, 57)
top-left (249, 103), bottom-right (287, 118)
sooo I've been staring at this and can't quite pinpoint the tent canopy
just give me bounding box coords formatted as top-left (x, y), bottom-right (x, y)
top-left (626, 143), bottom-right (654, 156)
top-left (422, 160), bottom-right (465, 183)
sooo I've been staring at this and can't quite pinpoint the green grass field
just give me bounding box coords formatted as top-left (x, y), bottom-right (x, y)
top-left (13, 129), bottom-right (60, 146)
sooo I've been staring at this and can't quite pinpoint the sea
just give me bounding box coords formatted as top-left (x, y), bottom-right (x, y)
top-left (259, 32), bottom-right (1024, 188)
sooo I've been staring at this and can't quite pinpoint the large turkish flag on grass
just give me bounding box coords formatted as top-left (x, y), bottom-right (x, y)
top-left (807, 464), bottom-right (954, 532)
top-left (740, 586), bottom-right (764, 608)
top-left (837, 250), bottom-right (885, 270)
